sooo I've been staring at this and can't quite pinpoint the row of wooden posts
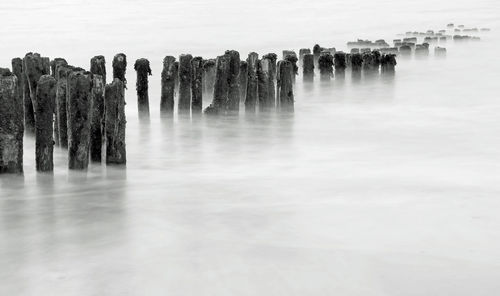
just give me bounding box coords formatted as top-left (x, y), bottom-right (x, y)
top-left (0, 46), bottom-right (397, 174)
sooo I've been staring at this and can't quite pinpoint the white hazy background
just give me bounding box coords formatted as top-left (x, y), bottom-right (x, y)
top-left (1, 0), bottom-right (500, 295)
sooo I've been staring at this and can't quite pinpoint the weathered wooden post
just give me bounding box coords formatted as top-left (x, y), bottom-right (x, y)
top-left (362, 51), bottom-right (381, 74)
top-left (277, 60), bottom-right (294, 112)
top-left (202, 59), bottom-right (216, 96)
top-left (263, 53), bottom-right (277, 108)
top-left (303, 53), bottom-right (314, 82)
top-left (434, 47), bottom-right (447, 57)
top-left (178, 54), bottom-right (192, 113)
top-left (112, 53), bottom-right (127, 85)
top-left (226, 50), bottom-right (241, 113)
top-left (11, 58), bottom-right (23, 100)
top-left (67, 71), bottom-right (92, 170)
top-left (334, 52), bottom-right (347, 78)
top-left (90, 74), bottom-right (105, 162)
top-left (49, 58), bottom-right (67, 146)
top-left (191, 56), bottom-right (204, 114)
top-left (90, 55), bottom-right (106, 84)
top-left (134, 58), bottom-right (152, 118)
top-left (245, 52), bottom-right (258, 113)
top-left (350, 53), bottom-right (363, 79)
top-left (299, 48), bottom-right (311, 66)
top-left (55, 65), bottom-right (73, 148)
top-left (381, 54), bottom-right (397, 73)
top-left (284, 52), bottom-right (298, 83)
top-left (35, 75), bottom-right (56, 172)
top-left (313, 44), bottom-right (323, 67)
top-left (204, 54), bottom-right (230, 114)
top-left (239, 60), bottom-right (248, 100)
top-left (160, 56), bottom-right (177, 115)
top-left (104, 78), bottom-right (126, 165)
top-left (23, 52), bottom-right (50, 134)
top-left (318, 52), bottom-right (334, 81)
top-left (0, 71), bottom-right (23, 174)
top-left (257, 58), bottom-right (270, 111)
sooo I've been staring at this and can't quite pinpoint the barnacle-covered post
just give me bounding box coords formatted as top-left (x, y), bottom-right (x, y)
top-left (178, 54), bottom-right (192, 114)
top-left (0, 71), bottom-right (23, 174)
top-left (160, 56), bottom-right (177, 115)
top-left (318, 52), bottom-right (334, 81)
top-left (90, 74), bottom-right (105, 162)
top-left (245, 52), bottom-right (258, 112)
top-left (134, 58), bottom-right (152, 118)
top-left (277, 60), bottom-right (294, 112)
top-left (191, 56), bottom-right (204, 114)
top-left (112, 53), bottom-right (127, 84)
top-left (104, 79), bottom-right (126, 165)
top-left (35, 75), bottom-right (56, 172)
top-left (67, 71), bottom-right (93, 170)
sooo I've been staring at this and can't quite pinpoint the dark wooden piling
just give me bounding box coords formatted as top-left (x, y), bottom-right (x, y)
top-left (303, 53), bottom-right (314, 82)
top-left (90, 74), bottom-right (105, 163)
top-left (55, 65), bottom-right (73, 148)
top-left (350, 53), bottom-right (363, 72)
top-left (49, 58), bottom-right (67, 146)
top-left (67, 71), bottom-right (93, 170)
top-left (160, 56), bottom-right (177, 115)
top-left (205, 54), bottom-right (230, 114)
top-left (0, 72), bottom-right (23, 174)
top-left (362, 51), bottom-right (381, 74)
top-left (245, 52), bottom-right (258, 113)
top-left (284, 52), bottom-right (298, 83)
top-left (178, 54), bottom-right (193, 113)
top-left (23, 53), bottom-right (50, 134)
top-left (334, 52), bottom-right (347, 78)
top-left (104, 79), bottom-right (126, 165)
top-left (381, 54), bottom-right (397, 73)
top-left (299, 48), bottom-right (311, 66)
top-left (257, 58), bottom-right (270, 111)
top-left (226, 50), bottom-right (241, 113)
top-left (11, 58), bottom-right (23, 100)
top-left (202, 59), bottom-right (216, 96)
top-left (112, 53), bottom-right (127, 85)
top-left (134, 58), bottom-right (152, 118)
top-left (313, 44), bottom-right (323, 67)
top-left (277, 60), bottom-right (294, 112)
top-left (35, 75), bottom-right (56, 172)
top-left (318, 52), bottom-right (334, 80)
top-left (90, 55), bottom-right (106, 84)
top-left (191, 56), bottom-right (204, 114)
top-left (239, 61), bottom-right (248, 100)
top-left (263, 53), bottom-right (277, 108)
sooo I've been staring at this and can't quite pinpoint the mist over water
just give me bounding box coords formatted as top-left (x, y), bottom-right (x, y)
top-left (1, 0), bottom-right (500, 295)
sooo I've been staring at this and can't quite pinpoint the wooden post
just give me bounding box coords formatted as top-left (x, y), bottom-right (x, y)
top-left (205, 54), bottom-right (230, 114)
top-left (104, 78), bottom-right (126, 165)
top-left (90, 74), bottom-right (105, 162)
top-left (178, 54), bottom-right (192, 113)
top-left (244, 52), bottom-right (258, 112)
top-left (11, 58), bottom-right (23, 101)
top-left (239, 60), bottom-right (248, 100)
top-left (362, 51), bottom-right (380, 74)
top-left (67, 71), bottom-right (92, 170)
top-left (284, 51), bottom-right (298, 83)
top-left (49, 58), bottom-right (68, 146)
top-left (55, 65), bottom-right (73, 148)
top-left (191, 56), bottom-right (203, 114)
top-left (381, 54), bottom-right (397, 73)
top-left (35, 75), bottom-right (56, 172)
top-left (160, 56), bottom-right (177, 115)
top-left (0, 71), bottom-right (23, 174)
top-left (350, 53), bottom-right (363, 79)
top-left (263, 53), bottom-right (277, 108)
top-left (90, 55), bottom-right (106, 84)
top-left (313, 44), bottom-right (323, 67)
top-left (257, 58), bottom-right (270, 111)
top-left (334, 52), bottom-right (347, 78)
top-left (202, 59), bottom-right (216, 96)
top-left (318, 52), bottom-right (334, 80)
top-left (112, 53), bottom-right (127, 85)
top-left (277, 60), bottom-right (294, 112)
top-left (303, 53), bottom-right (314, 82)
top-left (226, 50), bottom-right (240, 112)
top-left (23, 52), bottom-right (50, 134)
top-left (299, 48), bottom-right (311, 66)
top-left (134, 58), bottom-right (152, 118)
